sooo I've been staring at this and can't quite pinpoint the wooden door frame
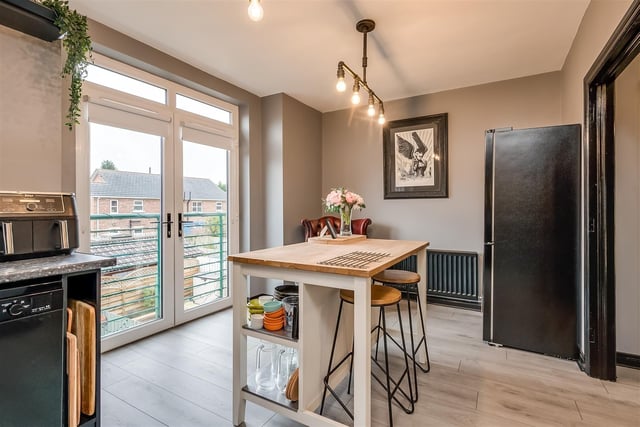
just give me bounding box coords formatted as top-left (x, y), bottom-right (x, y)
top-left (584, 0), bottom-right (640, 380)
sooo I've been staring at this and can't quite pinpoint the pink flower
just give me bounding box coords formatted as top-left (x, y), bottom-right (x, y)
top-left (327, 190), bottom-right (341, 205)
top-left (323, 187), bottom-right (366, 213)
top-left (345, 192), bottom-right (357, 204)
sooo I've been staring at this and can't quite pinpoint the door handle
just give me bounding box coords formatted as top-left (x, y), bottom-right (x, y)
top-left (178, 213), bottom-right (194, 238)
top-left (485, 241), bottom-right (495, 246)
top-left (162, 213), bottom-right (173, 238)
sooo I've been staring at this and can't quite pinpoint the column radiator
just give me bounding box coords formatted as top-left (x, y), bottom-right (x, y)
top-left (390, 250), bottom-right (481, 311)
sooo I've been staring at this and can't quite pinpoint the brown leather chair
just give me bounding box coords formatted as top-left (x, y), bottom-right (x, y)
top-left (301, 216), bottom-right (372, 240)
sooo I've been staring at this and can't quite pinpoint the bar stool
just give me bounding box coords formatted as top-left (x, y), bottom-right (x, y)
top-left (320, 285), bottom-right (414, 427)
top-left (372, 269), bottom-right (430, 402)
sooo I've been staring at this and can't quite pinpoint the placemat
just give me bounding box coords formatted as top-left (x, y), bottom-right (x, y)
top-left (318, 251), bottom-right (390, 268)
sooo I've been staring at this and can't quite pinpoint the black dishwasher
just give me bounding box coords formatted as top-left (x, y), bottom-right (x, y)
top-left (0, 276), bottom-right (64, 427)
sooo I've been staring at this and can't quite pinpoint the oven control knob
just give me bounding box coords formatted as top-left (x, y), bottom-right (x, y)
top-left (8, 303), bottom-right (28, 316)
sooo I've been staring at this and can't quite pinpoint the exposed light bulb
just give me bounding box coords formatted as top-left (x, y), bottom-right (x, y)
top-left (377, 104), bottom-right (385, 124)
top-left (367, 93), bottom-right (375, 116)
top-left (351, 80), bottom-right (360, 105)
top-left (248, 0), bottom-right (264, 22)
top-left (336, 77), bottom-right (346, 92)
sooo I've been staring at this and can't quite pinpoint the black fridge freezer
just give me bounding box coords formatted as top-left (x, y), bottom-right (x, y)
top-left (482, 124), bottom-right (580, 359)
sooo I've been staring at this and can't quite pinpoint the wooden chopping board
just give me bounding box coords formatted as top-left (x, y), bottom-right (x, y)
top-left (69, 299), bottom-right (96, 416)
top-left (66, 331), bottom-right (80, 427)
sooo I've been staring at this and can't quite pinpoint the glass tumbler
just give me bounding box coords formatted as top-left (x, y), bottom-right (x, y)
top-left (282, 296), bottom-right (298, 333)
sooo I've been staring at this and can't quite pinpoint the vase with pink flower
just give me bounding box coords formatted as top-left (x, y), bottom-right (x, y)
top-left (323, 187), bottom-right (366, 236)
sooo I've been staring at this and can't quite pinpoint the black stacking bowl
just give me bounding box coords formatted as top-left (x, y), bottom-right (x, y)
top-left (274, 284), bottom-right (299, 301)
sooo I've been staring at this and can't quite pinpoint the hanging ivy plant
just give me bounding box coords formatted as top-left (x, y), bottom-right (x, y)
top-left (38, 0), bottom-right (92, 130)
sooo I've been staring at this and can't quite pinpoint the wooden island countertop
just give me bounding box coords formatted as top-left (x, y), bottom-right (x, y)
top-left (228, 238), bottom-right (429, 277)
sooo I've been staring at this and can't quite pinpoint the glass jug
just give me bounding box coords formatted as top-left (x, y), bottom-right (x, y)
top-left (255, 342), bottom-right (278, 391)
top-left (276, 347), bottom-right (298, 393)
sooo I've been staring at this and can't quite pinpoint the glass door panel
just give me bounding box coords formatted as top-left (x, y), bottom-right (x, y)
top-left (88, 122), bottom-right (168, 339)
top-left (178, 140), bottom-right (230, 321)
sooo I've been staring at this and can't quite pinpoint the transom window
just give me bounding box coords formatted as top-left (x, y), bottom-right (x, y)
top-left (85, 64), bottom-right (167, 104)
top-left (176, 93), bottom-right (231, 124)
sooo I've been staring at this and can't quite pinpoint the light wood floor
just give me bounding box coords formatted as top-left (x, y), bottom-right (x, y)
top-left (101, 304), bottom-right (640, 426)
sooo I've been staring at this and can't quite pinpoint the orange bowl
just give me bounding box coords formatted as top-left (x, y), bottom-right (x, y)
top-left (263, 321), bottom-right (284, 331)
top-left (264, 307), bottom-right (284, 318)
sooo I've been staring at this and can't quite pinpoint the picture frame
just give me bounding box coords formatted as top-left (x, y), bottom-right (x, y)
top-left (383, 113), bottom-right (448, 199)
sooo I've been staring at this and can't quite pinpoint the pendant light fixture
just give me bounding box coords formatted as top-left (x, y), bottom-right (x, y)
top-left (335, 19), bottom-right (385, 124)
top-left (248, 0), bottom-right (264, 22)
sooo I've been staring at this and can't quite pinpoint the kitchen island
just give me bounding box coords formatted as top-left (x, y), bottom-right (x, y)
top-left (229, 238), bottom-right (429, 426)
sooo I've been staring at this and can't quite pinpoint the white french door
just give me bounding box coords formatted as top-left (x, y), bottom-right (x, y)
top-left (77, 55), bottom-right (238, 351)
top-left (174, 114), bottom-right (238, 324)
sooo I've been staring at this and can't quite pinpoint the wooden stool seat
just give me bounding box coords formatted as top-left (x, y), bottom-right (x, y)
top-left (373, 269), bottom-right (420, 285)
top-left (340, 286), bottom-right (402, 306)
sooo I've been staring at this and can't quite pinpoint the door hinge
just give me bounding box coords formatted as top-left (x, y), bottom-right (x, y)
top-left (588, 218), bottom-right (596, 233)
top-left (589, 327), bottom-right (596, 343)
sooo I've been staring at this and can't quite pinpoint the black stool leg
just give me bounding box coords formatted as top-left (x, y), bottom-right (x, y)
top-left (374, 306), bottom-right (382, 361)
top-left (404, 287), bottom-right (419, 402)
top-left (395, 302), bottom-right (415, 411)
top-left (413, 291), bottom-right (431, 373)
top-left (380, 306), bottom-right (394, 427)
top-left (347, 339), bottom-right (354, 394)
top-left (320, 299), bottom-right (344, 415)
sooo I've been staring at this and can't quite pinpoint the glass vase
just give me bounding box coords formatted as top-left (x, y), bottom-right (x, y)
top-left (339, 205), bottom-right (352, 236)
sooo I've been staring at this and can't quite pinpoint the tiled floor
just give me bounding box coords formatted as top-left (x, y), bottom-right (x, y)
top-left (101, 304), bottom-right (640, 426)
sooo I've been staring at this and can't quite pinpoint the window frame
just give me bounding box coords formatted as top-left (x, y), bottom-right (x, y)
top-left (133, 199), bottom-right (144, 212)
top-left (191, 201), bottom-right (203, 212)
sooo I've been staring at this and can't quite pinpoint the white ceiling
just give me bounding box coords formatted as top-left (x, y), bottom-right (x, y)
top-left (70, 0), bottom-right (590, 113)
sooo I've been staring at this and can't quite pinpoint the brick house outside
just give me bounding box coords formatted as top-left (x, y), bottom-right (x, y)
top-left (90, 168), bottom-right (227, 239)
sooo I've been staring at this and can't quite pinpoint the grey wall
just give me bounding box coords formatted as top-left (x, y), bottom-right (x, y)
top-left (262, 94), bottom-right (285, 249)
top-left (561, 0), bottom-right (633, 125)
top-left (0, 26), bottom-right (62, 191)
top-left (262, 93), bottom-right (323, 246)
top-left (322, 72), bottom-right (563, 262)
top-left (282, 95), bottom-right (323, 244)
top-left (614, 55), bottom-right (640, 356)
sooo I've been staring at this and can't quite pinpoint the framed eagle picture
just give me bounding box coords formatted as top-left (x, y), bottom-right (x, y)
top-left (383, 113), bottom-right (448, 199)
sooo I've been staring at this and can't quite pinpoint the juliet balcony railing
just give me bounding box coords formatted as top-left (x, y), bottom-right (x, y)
top-left (90, 212), bottom-right (228, 337)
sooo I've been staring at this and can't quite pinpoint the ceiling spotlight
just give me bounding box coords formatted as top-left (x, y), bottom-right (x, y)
top-left (248, 0), bottom-right (264, 22)
top-left (334, 19), bottom-right (385, 124)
